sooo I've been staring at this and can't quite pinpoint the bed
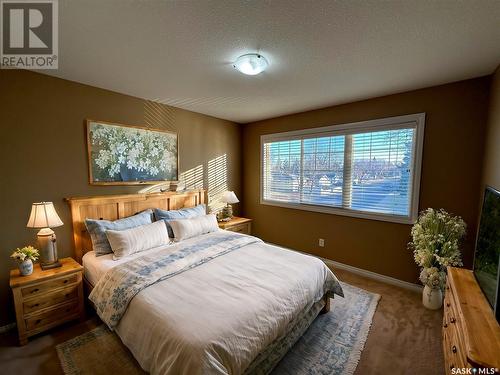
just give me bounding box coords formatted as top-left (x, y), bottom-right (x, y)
top-left (66, 190), bottom-right (343, 375)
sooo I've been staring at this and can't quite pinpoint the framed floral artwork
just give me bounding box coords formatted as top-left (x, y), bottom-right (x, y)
top-left (86, 119), bottom-right (178, 185)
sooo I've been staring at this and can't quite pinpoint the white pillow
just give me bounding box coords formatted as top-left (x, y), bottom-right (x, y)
top-left (106, 220), bottom-right (170, 260)
top-left (169, 214), bottom-right (219, 241)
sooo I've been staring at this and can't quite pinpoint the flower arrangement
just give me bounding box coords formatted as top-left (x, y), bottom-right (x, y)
top-left (90, 123), bottom-right (177, 179)
top-left (10, 246), bottom-right (40, 263)
top-left (409, 208), bottom-right (466, 290)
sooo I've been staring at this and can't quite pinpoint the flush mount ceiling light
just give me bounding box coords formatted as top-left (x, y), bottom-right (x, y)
top-left (233, 53), bottom-right (269, 75)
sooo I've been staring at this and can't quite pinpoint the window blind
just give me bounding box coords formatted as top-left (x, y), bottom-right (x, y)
top-left (350, 128), bottom-right (414, 216)
top-left (261, 114), bottom-right (424, 223)
top-left (301, 136), bottom-right (345, 207)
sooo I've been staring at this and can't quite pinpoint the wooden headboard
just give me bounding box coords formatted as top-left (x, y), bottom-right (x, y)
top-left (66, 189), bottom-right (206, 263)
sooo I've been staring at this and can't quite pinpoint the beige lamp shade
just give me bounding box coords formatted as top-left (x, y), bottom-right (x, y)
top-left (221, 191), bottom-right (239, 204)
top-left (26, 202), bottom-right (63, 229)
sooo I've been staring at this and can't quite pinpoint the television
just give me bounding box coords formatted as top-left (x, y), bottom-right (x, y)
top-left (473, 186), bottom-right (500, 323)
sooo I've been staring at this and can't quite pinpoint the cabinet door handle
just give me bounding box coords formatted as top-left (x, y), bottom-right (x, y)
top-left (446, 302), bottom-right (450, 307)
top-left (443, 323), bottom-right (448, 328)
top-left (452, 345), bottom-right (457, 353)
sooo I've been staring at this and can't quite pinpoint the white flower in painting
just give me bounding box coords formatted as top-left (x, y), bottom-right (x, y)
top-left (91, 124), bottom-right (177, 179)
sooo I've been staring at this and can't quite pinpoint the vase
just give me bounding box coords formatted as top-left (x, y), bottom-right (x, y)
top-left (19, 259), bottom-right (33, 276)
top-left (119, 164), bottom-right (151, 182)
top-left (422, 285), bottom-right (443, 310)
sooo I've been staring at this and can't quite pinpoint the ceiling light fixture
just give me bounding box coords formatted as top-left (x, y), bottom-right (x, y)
top-left (233, 53), bottom-right (268, 76)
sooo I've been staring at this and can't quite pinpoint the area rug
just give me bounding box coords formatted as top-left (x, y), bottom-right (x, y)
top-left (57, 282), bottom-right (380, 375)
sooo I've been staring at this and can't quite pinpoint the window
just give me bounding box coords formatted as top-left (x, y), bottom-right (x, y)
top-left (261, 113), bottom-right (425, 224)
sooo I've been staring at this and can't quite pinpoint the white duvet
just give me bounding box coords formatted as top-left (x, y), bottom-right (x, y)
top-left (84, 231), bottom-right (342, 375)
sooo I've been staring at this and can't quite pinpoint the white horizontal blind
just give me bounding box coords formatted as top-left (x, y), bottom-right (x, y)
top-left (301, 136), bottom-right (345, 207)
top-left (263, 140), bottom-right (301, 203)
top-left (261, 114), bottom-right (424, 223)
top-left (350, 128), bottom-right (414, 216)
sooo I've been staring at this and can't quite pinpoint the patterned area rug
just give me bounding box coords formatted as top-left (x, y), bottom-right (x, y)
top-left (57, 283), bottom-right (380, 375)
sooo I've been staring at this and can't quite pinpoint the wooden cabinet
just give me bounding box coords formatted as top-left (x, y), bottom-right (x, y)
top-left (10, 257), bottom-right (84, 345)
top-left (218, 217), bottom-right (252, 235)
top-left (443, 267), bottom-right (500, 373)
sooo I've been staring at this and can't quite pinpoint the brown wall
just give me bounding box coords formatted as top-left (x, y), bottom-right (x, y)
top-left (242, 77), bottom-right (490, 284)
top-left (0, 70), bottom-right (242, 326)
top-left (0, 70), bottom-right (493, 328)
top-left (482, 66), bottom-right (500, 191)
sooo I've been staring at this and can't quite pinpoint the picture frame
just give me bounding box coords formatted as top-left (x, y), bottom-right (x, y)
top-left (86, 119), bottom-right (179, 185)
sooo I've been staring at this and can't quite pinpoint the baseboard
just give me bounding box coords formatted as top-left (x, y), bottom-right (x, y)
top-left (265, 241), bottom-right (422, 293)
top-left (320, 258), bottom-right (422, 293)
top-left (0, 322), bottom-right (16, 334)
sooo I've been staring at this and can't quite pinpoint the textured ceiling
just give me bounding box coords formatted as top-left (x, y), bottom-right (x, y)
top-left (43, 0), bottom-right (500, 123)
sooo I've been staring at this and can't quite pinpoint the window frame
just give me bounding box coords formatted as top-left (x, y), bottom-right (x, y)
top-left (260, 113), bottom-right (426, 224)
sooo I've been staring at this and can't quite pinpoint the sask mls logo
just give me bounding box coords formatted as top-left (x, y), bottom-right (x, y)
top-left (1, 0), bottom-right (58, 69)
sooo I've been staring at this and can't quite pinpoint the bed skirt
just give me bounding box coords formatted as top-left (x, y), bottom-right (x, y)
top-left (245, 297), bottom-right (327, 374)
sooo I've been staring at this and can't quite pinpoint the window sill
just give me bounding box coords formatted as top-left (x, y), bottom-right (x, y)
top-left (260, 199), bottom-right (416, 225)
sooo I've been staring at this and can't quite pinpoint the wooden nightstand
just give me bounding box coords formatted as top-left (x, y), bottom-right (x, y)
top-left (218, 217), bottom-right (252, 234)
top-left (10, 257), bottom-right (84, 345)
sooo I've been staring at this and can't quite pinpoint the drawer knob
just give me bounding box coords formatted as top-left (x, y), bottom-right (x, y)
top-left (32, 303), bottom-right (39, 308)
top-left (63, 280), bottom-right (68, 284)
top-left (65, 293), bottom-right (70, 298)
top-left (35, 319), bottom-right (41, 325)
top-left (452, 345), bottom-right (457, 353)
top-left (443, 323), bottom-right (448, 328)
top-left (450, 317), bottom-right (456, 323)
top-left (446, 302), bottom-right (450, 307)
top-left (31, 288), bottom-right (39, 294)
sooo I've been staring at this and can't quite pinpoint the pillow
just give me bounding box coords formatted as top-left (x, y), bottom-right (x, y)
top-left (85, 209), bottom-right (153, 256)
top-left (106, 220), bottom-right (170, 260)
top-left (154, 204), bottom-right (206, 238)
top-left (169, 214), bottom-right (219, 241)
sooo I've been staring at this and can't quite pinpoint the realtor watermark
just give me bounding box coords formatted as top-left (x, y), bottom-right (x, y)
top-left (451, 368), bottom-right (498, 374)
top-left (1, 0), bottom-right (58, 69)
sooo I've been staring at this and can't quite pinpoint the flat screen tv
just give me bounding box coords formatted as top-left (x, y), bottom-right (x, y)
top-left (473, 186), bottom-right (500, 322)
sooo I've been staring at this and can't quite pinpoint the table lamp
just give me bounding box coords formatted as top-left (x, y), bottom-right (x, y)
top-left (221, 191), bottom-right (239, 220)
top-left (26, 202), bottom-right (63, 270)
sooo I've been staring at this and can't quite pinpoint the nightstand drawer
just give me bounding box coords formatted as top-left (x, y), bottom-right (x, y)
top-left (21, 274), bottom-right (77, 297)
top-left (23, 285), bottom-right (78, 314)
top-left (226, 223), bottom-right (250, 234)
top-left (25, 301), bottom-right (79, 331)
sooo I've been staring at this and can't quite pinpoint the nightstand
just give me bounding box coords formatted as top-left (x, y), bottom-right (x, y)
top-left (218, 217), bottom-right (252, 235)
top-left (10, 257), bottom-right (84, 345)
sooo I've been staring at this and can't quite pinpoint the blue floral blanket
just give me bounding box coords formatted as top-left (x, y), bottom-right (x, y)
top-left (89, 231), bottom-right (262, 329)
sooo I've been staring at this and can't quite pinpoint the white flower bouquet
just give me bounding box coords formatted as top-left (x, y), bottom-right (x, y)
top-left (11, 246), bottom-right (40, 262)
top-left (409, 208), bottom-right (466, 289)
top-left (419, 266), bottom-right (446, 289)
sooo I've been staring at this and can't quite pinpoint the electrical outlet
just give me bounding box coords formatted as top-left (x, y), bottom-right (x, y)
top-left (318, 238), bottom-right (325, 247)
